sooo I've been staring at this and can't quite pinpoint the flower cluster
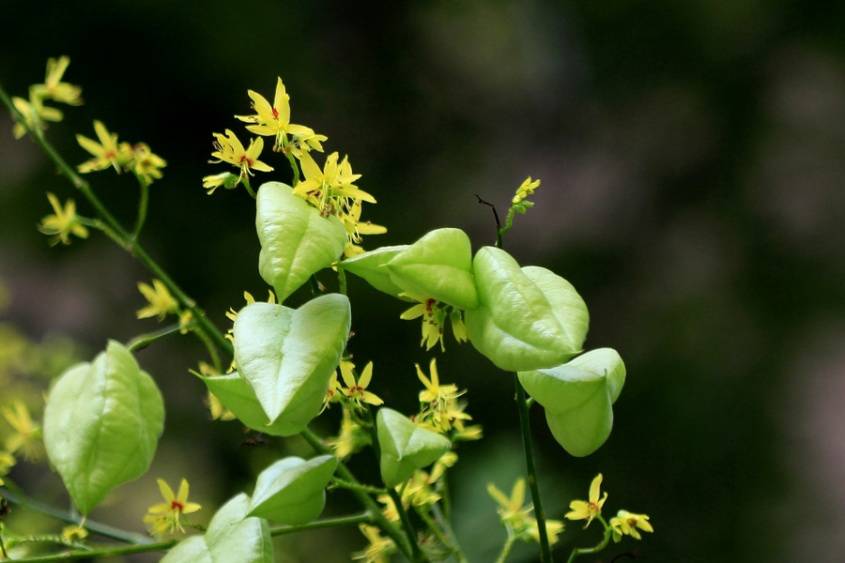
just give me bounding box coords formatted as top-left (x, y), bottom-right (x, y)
top-left (76, 121), bottom-right (166, 185)
top-left (203, 76), bottom-right (386, 256)
top-left (413, 359), bottom-right (481, 441)
top-left (400, 295), bottom-right (467, 352)
top-left (488, 478), bottom-right (565, 547)
top-left (11, 56), bottom-right (81, 139)
top-left (566, 474), bottom-right (654, 542)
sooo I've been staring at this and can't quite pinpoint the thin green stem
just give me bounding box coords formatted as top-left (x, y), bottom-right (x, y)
top-left (514, 376), bottom-right (552, 562)
top-left (416, 506), bottom-right (466, 563)
top-left (285, 151), bottom-right (300, 186)
top-left (495, 534), bottom-right (516, 563)
top-left (126, 323), bottom-right (183, 352)
top-left (389, 487), bottom-right (424, 562)
top-left (338, 266), bottom-right (347, 295)
top-left (0, 487), bottom-right (151, 545)
top-left (0, 531), bottom-right (8, 559)
top-left (242, 175), bottom-right (257, 199)
top-left (300, 428), bottom-right (413, 560)
top-left (330, 478), bottom-right (386, 496)
top-left (7, 513), bottom-right (373, 562)
top-left (5, 534), bottom-right (89, 551)
top-left (566, 517), bottom-right (612, 563)
top-left (192, 325), bottom-right (223, 373)
top-left (132, 179), bottom-right (149, 239)
top-left (0, 82), bottom-right (232, 358)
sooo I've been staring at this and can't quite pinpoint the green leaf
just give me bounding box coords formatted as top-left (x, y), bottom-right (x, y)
top-left (42, 341), bottom-right (164, 514)
top-left (248, 455), bottom-right (338, 524)
top-left (385, 228), bottom-right (478, 309)
top-left (341, 245), bottom-right (408, 298)
top-left (518, 348), bottom-right (626, 457)
top-left (200, 373), bottom-right (300, 437)
top-left (162, 493), bottom-right (273, 563)
top-left (465, 247), bottom-right (589, 371)
top-left (256, 182), bottom-right (347, 301)
top-left (233, 293), bottom-right (350, 425)
top-left (376, 408), bottom-right (451, 488)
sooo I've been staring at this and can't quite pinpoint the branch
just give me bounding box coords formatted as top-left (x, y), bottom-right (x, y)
top-left (474, 194), bottom-right (503, 248)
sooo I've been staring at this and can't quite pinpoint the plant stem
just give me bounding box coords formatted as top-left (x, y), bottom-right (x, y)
top-left (566, 518), bottom-right (612, 563)
top-left (331, 477), bottom-right (386, 496)
top-left (514, 376), bottom-right (552, 562)
top-left (126, 323), bottom-right (183, 352)
top-left (192, 325), bottom-right (223, 373)
top-left (300, 428), bottom-right (414, 560)
top-left (285, 150), bottom-right (300, 185)
top-left (338, 266), bottom-right (347, 295)
top-left (0, 487), bottom-right (151, 545)
top-left (389, 486), bottom-right (424, 562)
top-left (242, 175), bottom-right (256, 199)
top-left (7, 513), bottom-right (374, 562)
top-left (495, 534), bottom-right (516, 563)
top-left (0, 82), bottom-right (232, 358)
top-left (132, 180), bottom-right (149, 239)
top-left (416, 506), bottom-right (467, 563)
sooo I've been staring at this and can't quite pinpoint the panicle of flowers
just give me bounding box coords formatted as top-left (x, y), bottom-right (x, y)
top-left (75, 121), bottom-right (166, 184)
top-left (400, 294), bottom-right (467, 352)
top-left (378, 471), bottom-right (441, 524)
top-left (412, 359), bottom-right (481, 441)
top-left (500, 176), bottom-right (542, 238)
top-left (142, 478), bottom-right (202, 537)
top-left (488, 478), bottom-right (565, 547)
top-left (10, 56), bottom-right (81, 139)
top-left (38, 193), bottom-right (89, 246)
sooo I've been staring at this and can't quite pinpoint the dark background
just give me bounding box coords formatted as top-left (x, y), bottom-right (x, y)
top-left (2, 1), bottom-right (845, 561)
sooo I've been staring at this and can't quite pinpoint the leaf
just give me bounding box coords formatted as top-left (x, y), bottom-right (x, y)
top-left (162, 493), bottom-right (273, 563)
top-left (256, 182), bottom-right (347, 301)
top-left (385, 228), bottom-right (478, 309)
top-left (233, 293), bottom-right (350, 424)
top-left (518, 348), bottom-right (626, 457)
top-left (341, 245), bottom-right (408, 298)
top-left (376, 408), bottom-right (451, 488)
top-left (465, 247), bottom-right (589, 371)
top-left (200, 373), bottom-right (300, 437)
top-left (42, 341), bottom-right (164, 514)
top-left (248, 455), bottom-right (338, 524)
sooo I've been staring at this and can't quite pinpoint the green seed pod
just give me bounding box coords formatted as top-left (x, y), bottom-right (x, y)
top-left (256, 182), bottom-right (347, 301)
top-left (248, 455), bottom-right (338, 524)
top-left (465, 247), bottom-right (589, 371)
top-left (376, 408), bottom-right (451, 488)
top-left (42, 341), bottom-right (164, 515)
top-left (518, 348), bottom-right (626, 457)
top-left (162, 493), bottom-right (273, 563)
top-left (385, 228), bottom-right (478, 309)
top-left (233, 293), bottom-right (350, 425)
top-left (341, 245), bottom-right (409, 298)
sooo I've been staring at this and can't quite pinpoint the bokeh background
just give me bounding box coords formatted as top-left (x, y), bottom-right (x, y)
top-left (2, 1), bottom-right (845, 561)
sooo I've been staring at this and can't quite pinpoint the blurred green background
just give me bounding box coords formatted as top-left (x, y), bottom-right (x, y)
top-left (2, 1), bottom-right (845, 561)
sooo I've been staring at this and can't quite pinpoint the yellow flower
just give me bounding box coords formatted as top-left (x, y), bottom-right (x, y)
top-left (489, 478), bottom-right (564, 546)
top-left (1, 401), bottom-right (42, 461)
top-left (513, 176), bottom-right (541, 205)
top-left (61, 524), bottom-right (88, 542)
top-left (339, 361), bottom-right (384, 407)
top-left (235, 77), bottom-right (316, 151)
top-left (210, 129), bottom-right (273, 183)
top-left (136, 279), bottom-right (179, 321)
top-left (31, 56), bottom-right (82, 106)
top-left (328, 406), bottom-right (370, 459)
top-left (12, 95), bottom-right (63, 139)
top-left (201, 171), bottom-right (239, 195)
top-left (416, 358), bottom-right (459, 404)
top-left (76, 121), bottom-right (127, 173)
top-left (287, 128), bottom-right (328, 159)
top-left (352, 524), bottom-right (395, 563)
top-left (565, 473), bottom-right (608, 528)
top-left (340, 199), bottom-right (387, 258)
top-left (428, 451), bottom-right (458, 484)
top-left (293, 151), bottom-right (375, 214)
top-left (610, 510), bottom-right (653, 542)
top-left (130, 143), bottom-right (167, 185)
top-left (38, 193), bottom-right (89, 246)
top-left (143, 478), bottom-right (201, 536)
top-left (400, 296), bottom-right (466, 351)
